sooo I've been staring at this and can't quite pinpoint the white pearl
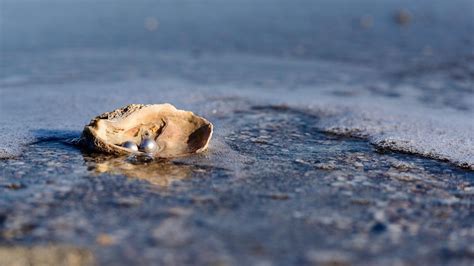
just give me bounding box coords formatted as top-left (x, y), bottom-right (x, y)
top-left (122, 141), bottom-right (139, 152)
top-left (139, 138), bottom-right (158, 153)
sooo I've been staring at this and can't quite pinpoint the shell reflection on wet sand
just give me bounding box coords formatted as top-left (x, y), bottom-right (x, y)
top-left (84, 155), bottom-right (192, 187)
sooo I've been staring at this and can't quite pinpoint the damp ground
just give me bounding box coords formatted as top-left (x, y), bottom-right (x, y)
top-left (1, 1), bottom-right (473, 264)
top-left (1, 106), bottom-right (473, 266)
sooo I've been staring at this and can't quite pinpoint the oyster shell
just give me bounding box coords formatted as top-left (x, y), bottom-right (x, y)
top-left (79, 104), bottom-right (213, 157)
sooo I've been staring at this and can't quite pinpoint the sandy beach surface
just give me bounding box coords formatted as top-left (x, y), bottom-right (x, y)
top-left (1, 0), bottom-right (473, 265)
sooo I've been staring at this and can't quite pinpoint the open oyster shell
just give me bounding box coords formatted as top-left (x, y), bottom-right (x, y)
top-left (79, 104), bottom-right (213, 158)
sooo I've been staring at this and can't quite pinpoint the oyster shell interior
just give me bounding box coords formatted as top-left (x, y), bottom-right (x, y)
top-left (80, 104), bottom-right (213, 158)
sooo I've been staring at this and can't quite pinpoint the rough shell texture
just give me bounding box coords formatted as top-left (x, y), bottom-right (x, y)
top-left (80, 104), bottom-right (213, 158)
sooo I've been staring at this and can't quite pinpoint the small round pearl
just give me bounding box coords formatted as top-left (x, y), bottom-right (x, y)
top-left (122, 141), bottom-right (139, 152)
top-left (139, 138), bottom-right (158, 153)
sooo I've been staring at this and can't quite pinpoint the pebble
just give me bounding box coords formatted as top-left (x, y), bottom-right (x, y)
top-left (314, 161), bottom-right (337, 170)
top-left (96, 233), bottom-right (117, 246)
top-left (305, 249), bottom-right (352, 266)
top-left (152, 218), bottom-right (191, 247)
top-left (259, 193), bottom-right (290, 200)
top-left (394, 9), bottom-right (412, 25)
top-left (371, 222), bottom-right (387, 234)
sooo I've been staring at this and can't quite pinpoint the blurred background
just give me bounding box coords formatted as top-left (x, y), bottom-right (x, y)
top-left (1, 0), bottom-right (473, 66)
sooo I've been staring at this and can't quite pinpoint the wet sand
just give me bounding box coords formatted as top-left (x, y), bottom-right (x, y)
top-left (1, 107), bottom-right (473, 265)
top-left (1, 1), bottom-right (474, 265)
